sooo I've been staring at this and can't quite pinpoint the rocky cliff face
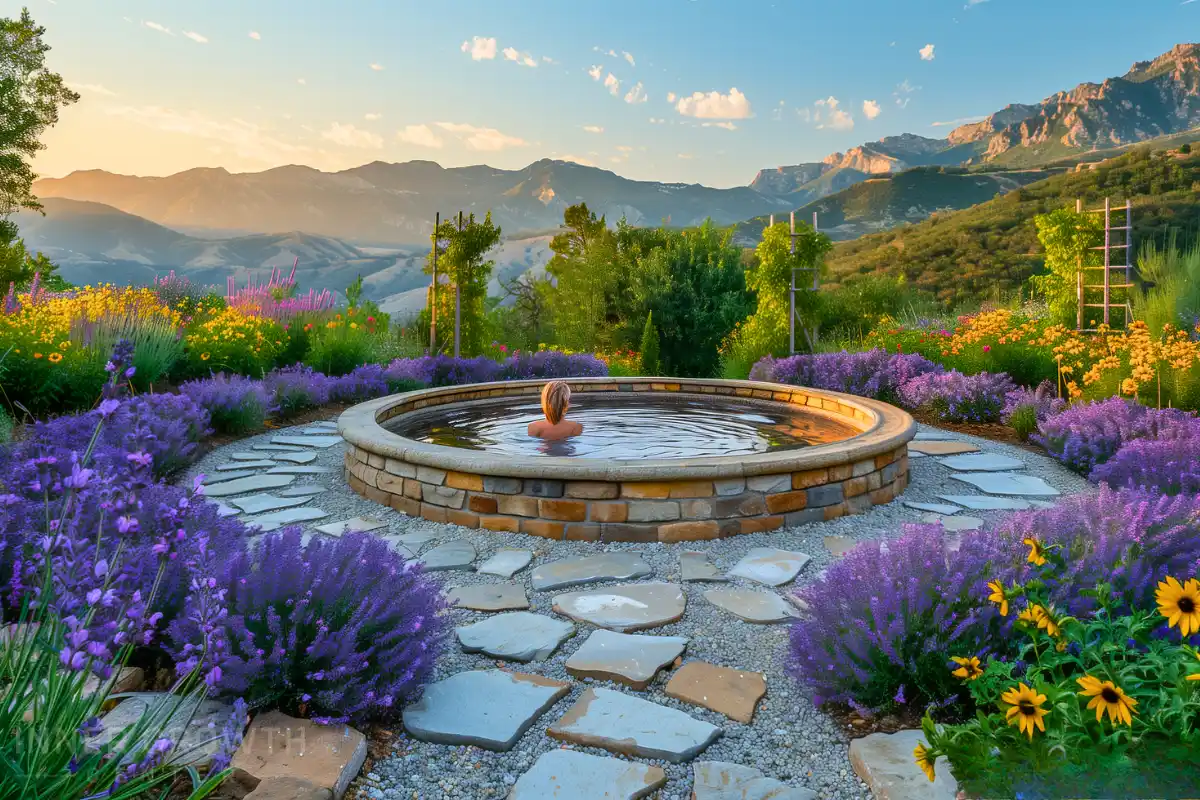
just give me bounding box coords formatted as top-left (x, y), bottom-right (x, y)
top-left (749, 163), bottom-right (831, 195)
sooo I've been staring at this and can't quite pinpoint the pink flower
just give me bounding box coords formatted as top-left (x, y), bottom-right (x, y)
top-left (983, 345), bottom-right (991, 353)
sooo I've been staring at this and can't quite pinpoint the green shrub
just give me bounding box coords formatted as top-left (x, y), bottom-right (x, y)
top-left (304, 313), bottom-right (374, 376)
top-left (0, 405), bottom-right (12, 444)
top-left (639, 312), bottom-right (660, 375)
top-left (1007, 404), bottom-right (1038, 441)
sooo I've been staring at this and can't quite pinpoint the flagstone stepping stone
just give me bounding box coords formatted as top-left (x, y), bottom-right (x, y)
top-left (456, 612), bottom-right (575, 662)
top-left (303, 426), bottom-right (338, 435)
top-left (418, 540), bottom-right (476, 571)
top-left (394, 531), bottom-right (436, 548)
top-left (823, 536), bottom-right (858, 557)
top-left (908, 440), bottom-right (980, 456)
top-left (904, 501), bottom-right (963, 515)
top-left (547, 687), bottom-right (721, 763)
top-left (693, 761), bottom-right (817, 800)
top-left (89, 693), bottom-right (234, 766)
top-left (552, 583), bottom-right (686, 632)
top-left (309, 420), bottom-right (338, 430)
top-left (921, 513), bottom-right (984, 532)
top-left (680, 551), bottom-right (726, 582)
top-left (951, 472), bottom-right (1060, 497)
top-left (277, 484), bottom-right (328, 497)
top-left (231, 452), bottom-right (270, 461)
top-left (252, 443), bottom-right (306, 453)
top-left (913, 430), bottom-right (956, 440)
top-left (314, 516), bottom-right (386, 536)
top-left (272, 450), bottom-right (318, 465)
top-left (728, 547), bottom-right (811, 587)
top-left (565, 629), bottom-right (688, 689)
top-left (272, 435), bottom-right (342, 448)
top-left (665, 661), bottom-right (766, 724)
top-left (849, 729), bottom-right (959, 799)
top-left (402, 669), bottom-right (570, 751)
top-left (938, 453), bottom-right (1027, 472)
top-left (510, 749), bottom-right (667, 799)
top-left (230, 494), bottom-right (312, 515)
top-left (201, 469), bottom-right (258, 485)
top-left (531, 552), bottom-right (652, 592)
top-left (703, 589), bottom-right (799, 624)
top-left (217, 460), bottom-right (275, 471)
top-left (268, 466), bottom-right (333, 475)
top-left (1028, 499), bottom-right (1058, 509)
top-left (937, 494), bottom-right (1030, 511)
top-left (477, 548), bottom-right (533, 578)
top-left (245, 507), bottom-right (330, 528)
top-left (446, 583), bottom-right (529, 612)
top-left (907, 450), bottom-right (928, 459)
top-left (230, 709), bottom-right (366, 800)
top-left (215, 503), bottom-right (239, 518)
top-left (202, 474), bottom-right (295, 497)
top-left (384, 540), bottom-right (417, 559)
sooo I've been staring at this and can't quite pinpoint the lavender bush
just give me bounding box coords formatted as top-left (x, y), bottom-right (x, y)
top-left (1033, 397), bottom-right (1200, 475)
top-left (182, 372), bottom-right (273, 434)
top-left (789, 487), bottom-right (1200, 711)
top-left (168, 529), bottom-right (448, 724)
top-left (896, 370), bottom-right (1016, 423)
top-left (263, 364), bottom-right (332, 418)
top-left (328, 363), bottom-right (390, 404)
top-left (1090, 435), bottom-right (1200, 496)
top-left (1001, 380), bottom-right (1066, 440)
top-left (750, 350), bottom-right (943, 400)
top-left (384, 352), bottom-right (608, 388)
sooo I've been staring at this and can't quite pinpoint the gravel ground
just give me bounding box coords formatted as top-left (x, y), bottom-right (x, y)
top-left (184, 420), bottom-right (1092, 800)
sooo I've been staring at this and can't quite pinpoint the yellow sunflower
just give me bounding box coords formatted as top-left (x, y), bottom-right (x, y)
top-left (987, 579), bottom-right (1009, 616)
top-left (1034, 605), bottom-right (1062, 638)
top-left (913, 741), bottom-right (936, 783)
top-left (950, 655), bottom-right (984, 681)
top-left (1002, 682), bottom-right (1049, 739)
top-left (1156, 576), bottom-right (1200, 637)
top-left (1187, 651), bottom-right (1200, 682)
top-left (1077, 675), bottom-right (1137, 726)
top-left (1023, 537), bottom-right (1047, 566)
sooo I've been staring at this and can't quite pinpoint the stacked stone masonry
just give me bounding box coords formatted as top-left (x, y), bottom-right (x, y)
top-left (339, 379), bottom-right (915, 543)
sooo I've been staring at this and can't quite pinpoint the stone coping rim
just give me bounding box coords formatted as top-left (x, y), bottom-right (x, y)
top-left (338, 377), bottom-right (915, 481)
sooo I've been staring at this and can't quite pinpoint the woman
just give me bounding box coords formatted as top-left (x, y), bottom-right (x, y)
top-left (528, 380), bottom-right (583, 440)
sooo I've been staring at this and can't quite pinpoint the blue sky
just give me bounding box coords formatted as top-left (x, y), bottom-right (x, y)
top-left (27, 0), bottom-right (1196, 187)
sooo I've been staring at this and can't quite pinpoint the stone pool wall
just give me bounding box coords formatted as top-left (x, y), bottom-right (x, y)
top-left (339, 379), bottom-right (915, 543)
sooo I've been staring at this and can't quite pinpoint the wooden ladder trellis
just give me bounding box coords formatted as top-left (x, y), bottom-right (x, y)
top-left (1076, 197), bottom-right (1134, 332)
top-left (771, 210), bottom-right (820, 355)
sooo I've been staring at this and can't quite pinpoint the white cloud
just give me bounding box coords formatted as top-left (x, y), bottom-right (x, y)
top-left (582, 125), bottom-right (604, 134)
top-left (370, 63), bottom-right (384, 71)
top-left (863, 100), bottom-right (882, 120)
top-left (677, 153), bottom-right (694, 159)
top-left (965, 0), bottom-right (989, 6)
top-left (297, 78), bottom-right (306, 85)
top-left (143, 20), bottom-right (172, 36)
top-left (919, 43), bottom-right (936, 61)
top-left (894, 79), bottom-right (919, 107)
top-left (321, 122), bottom-right (383, 149)
top-left (675, 88), bottom-right (752, 119)
top-left (557, 154), bottom-right (596, 166)
top-left (702, 121), bottom-right (738, 130)
top-left (796, 107), bottom-right (812, 122)
top-left (396, 124), bottom-right (444, 148)
top-left (666, 92), bottom-right (676, 103)
top-left (542, 55), bottom-right (554, 63)
top-left (183, 30), bottom-right (208, 44)
top-left (69, 82), bottom-right (118, 97)
top-left (931, 115), bottom-right (987, 127)
top-left (814, 96), bottom-right (854, 131)
top-left (615, 145), bottom-right (634, 153)
top-left (587, 65), bottom-right (603, 80)
top-left (435, 121), bottom-right (527, 151)
top-left (364, 112), bottom-right (383, 121)
top-left (648, 117), bottom-right (666, 124)
top-left (622, 51), bottom-right (635, 66)
top-left (603, 73), bottom-right (621, 96)
top-left (502, 47), bottom-right (538, 67)
top-left (624, 82), bottom-right (647, 104)
top-left (104, 105), bottom-right (311, 164)
top-left (249, 31), bottom-right (261, 40)
top-left (460, 36), bottom-right (497, 61)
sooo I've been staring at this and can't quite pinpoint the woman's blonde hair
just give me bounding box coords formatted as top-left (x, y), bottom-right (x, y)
top-left (541, 380), bottom-right (571, 425)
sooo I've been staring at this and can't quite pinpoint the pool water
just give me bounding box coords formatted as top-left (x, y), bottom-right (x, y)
top-left (386, 394), bottom-right (859, 459)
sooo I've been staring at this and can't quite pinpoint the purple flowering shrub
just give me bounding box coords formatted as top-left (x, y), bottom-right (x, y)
top-left (383, 352), bottom-right (608, 389)
top-left (168, 529), bottom-right (448, 724)
top-left (263, 364), bottom-right (332, 418)
top-left (328, 363), bottom-right (390, 404)
top-left (789, 487), bottom-right (1200, 710)
top-left (896, 370), bottom-right (1016, 423)
top-left (1090, 436), bottom-right (1200, 495)
top-left (750, 350), bottom-right (943, 401)
top-left (182, 372), bottom-right (273, 434)
top-left (1033, 397), bottom-right (1200, 475)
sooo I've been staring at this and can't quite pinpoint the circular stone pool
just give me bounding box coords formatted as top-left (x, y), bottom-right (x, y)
top-left (338, 378), bottom-right (915, 543)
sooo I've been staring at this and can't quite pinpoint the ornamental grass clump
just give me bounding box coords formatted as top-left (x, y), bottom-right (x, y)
top-left (167, 529), bottom-right (448, 724)
top-left (1001, 380), bottom-right (1066, 441)
top-left (750, 349), bottom-right (943, 401)
top-left (915, 536), bottom-right (1200, 798)
top-left (896, 370), bottom-right (1016, 423)
top-left (1033, 396), bottom-right (1200, 475)
top-left (182, 372), bottom-right (273, 434)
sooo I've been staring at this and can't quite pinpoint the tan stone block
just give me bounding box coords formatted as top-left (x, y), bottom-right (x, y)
top-left (420, 503), bottom-right (448, 524)
top-left (823, 502), bottom-right (848, 521)
top-left (591, 502), bottom-right (628, 523)
top-left (231, 710), bottom-right (365, 800)
top-left (847, 494), bottom-right (873, 514)
top-left (713, 478), bottom-right (746, 496)
top-left (717, 519), bottom-right (742, 538)
top-left (658, 520), bottom-right (720, 542)
top-left (852, 459), bottom-right (875, 478)
top-left (415, 465), bottom-right (446, 485)
top-left (389, 496), bottom-right (420, 517)
top-left (446, 509), bottom-right (480, 529)
top-left (384, 458), bottom-right (416, 478)
top-left (539, 499), bottom-right (588, 522)
top-left (421, 484), bottom-right (465, 509)
top-left (792, 468), bottom-right (829, 490)
top-left (870, 485), bottom-right (895, 506)
top-left (668, 481), bottom-right (714, 499)
top-left (599, 523), bottom-right (660, 542)
top-left (468, 495), bottom-right (498, 514)
top-left (875, 452), bottom-right (895, 470)
top-left (620, 482), bottom-right (672, 499)
top-left (520, 519), bottom-right (565, 540)
top-left (479, 515), bottom-right (520, 533)
top-left (739, 516), bottom-right (784, 534)
top-left (376, 473), bottom-right (404, 495)
top-left (366, 452), bottom-right (385, 470)
top-left (347, 474), bottom-right (367, 496)
top-left (446, 471), bottom-right (484, 491)
top-left (361, 482), bottom-right (389, 506)
top-left (765, 490), bottom-right (808, 514)
top-left (867, 472), bottom-right (883, 491)
top-left (564, 481), bottom-right (619, 500)
top-left (497, 495), bottom-right (539, 517)
top-left (403, 479), bottom-right (422, 500)
top-left (664, 661), bottom-right (766, 724)
top-left (627, 500), bottom-right (680, 522)
top-left (844, 477), bottom-right (869, 498)
top-left (747, 474), bottom-right (790, 493)
top-left (564, 523), bottom-right (601, 542)
top-left (829, 464), bottom-right (853, 481)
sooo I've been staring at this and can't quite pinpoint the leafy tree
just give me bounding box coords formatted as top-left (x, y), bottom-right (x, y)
top-left (546, 202), bottom-right (606, 278)
top-left (492, 271), bottom-right (553, 350)
top-left (0, 218), bottom-right (65, 290)
top-left (345, 273), bottom-right (364, 309)
top-left (1180, 143), bottom-right (1192, 155)
top-left (421, 212), bottom-right (502, 355)
top-left (639, 311), bottom-right (660, 375)
top-left (1032, 206), bottom-right (1103, 325)
top-left (1, 8), bottom-right (78, 217)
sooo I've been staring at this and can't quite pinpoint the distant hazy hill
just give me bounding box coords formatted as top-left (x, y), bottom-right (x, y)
top-left (32, 159), bottom-right (790, 247)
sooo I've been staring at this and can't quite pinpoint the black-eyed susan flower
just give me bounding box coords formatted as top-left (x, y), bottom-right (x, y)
top-left (1034, 605), bottom-right (1062, 638)
top-left (1156, 576), bottom-right (1200, 637)
top-left (1002, 682), bottom-right (1049, 739)
top-left (1023, 537), bottom-right (1047, 566)
top-left (913, 741), bottom-right (936, 783)
top-left (950, 655), bottom-right (984, 681)
top-left (1187, 651), bottom-right (1200, 682)
top-left (987, 579), bottom-right (1008, 616)
top-left (1077, 675), bottom-right (1137, 725)
top-left (200, 352), bottom-right (211, 361)
top-left (47, 352), bottom-right (62, 363)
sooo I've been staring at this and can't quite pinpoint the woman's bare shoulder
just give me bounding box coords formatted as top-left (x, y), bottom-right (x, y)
top-left (527, 420), bottom-right (546, 437)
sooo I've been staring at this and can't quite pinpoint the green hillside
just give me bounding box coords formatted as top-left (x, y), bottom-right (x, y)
top-left (824, 147), bottom-right (1200, 306)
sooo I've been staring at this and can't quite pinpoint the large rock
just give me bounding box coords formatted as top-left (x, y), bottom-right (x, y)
top-left (509, 749), bottom-right (667, 799)
top-left (419, 540), bottom-right (476, 571)
top-left (456, 612), bottom-right (575, 662)
top-left (89, 693), bottom-right (235, 766)
top-left (664, 661), bottom-right (765, 724)
top-left (565, 629), bottom-right (688, 689)
top-left (680, 551), bottom-right (727, 582)
top-left (231, 710), bottom-right (366, 800)
top-left (531, 552), bottom-right (652, 592)
top-left (703, 589), bottom-right (799, 624)
top-left (552, 583), bottom-right (686, 632)
top-left (547, 687), bottom-right (721, 763)
top-left (950, 472), bottom-right (1060, 497)
top-left (446, 583), bottom-right (529, 612)
top-left (477, 548), bottom-right (533, 578)
top-left (692, 761), bottom-right (817, 799)
top-left (402, 670), bottom-right (570, 751)
top-left (244, 777), bottom-right (332, 800)
top-left (848, 729), bottom-right (959, 800)
top-left (728, 548), bottom-right (811, 587)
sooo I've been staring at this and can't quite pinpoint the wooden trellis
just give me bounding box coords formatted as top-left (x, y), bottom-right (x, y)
top-left (1076, 197), bottom-right (1134, 332)
top-left (768, 211), bottom-right (821, 355)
